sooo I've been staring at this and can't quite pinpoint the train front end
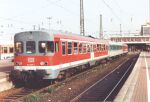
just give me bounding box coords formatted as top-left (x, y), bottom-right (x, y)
top-left (10, 31), bottom-right (55, 86)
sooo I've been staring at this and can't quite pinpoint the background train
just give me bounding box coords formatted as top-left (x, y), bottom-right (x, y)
top-left (10, 31), bottom-right (128, 86)
top-left (0, 44), bottom-right (14, 60)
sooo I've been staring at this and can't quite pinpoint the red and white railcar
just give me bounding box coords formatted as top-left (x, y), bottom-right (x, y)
top-left (14, 31), bottom-right (109, 79)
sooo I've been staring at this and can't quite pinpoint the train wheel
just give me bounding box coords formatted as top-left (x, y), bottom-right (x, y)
top-left (85, 63), bottom-right (90, 68)
top-left (9, 70), bottom-right (24, 87)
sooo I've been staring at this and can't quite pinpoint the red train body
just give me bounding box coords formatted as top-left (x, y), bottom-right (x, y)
top-left (12, 31), bottom-right (128, 81)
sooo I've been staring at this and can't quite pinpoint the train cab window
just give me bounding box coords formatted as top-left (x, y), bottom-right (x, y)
top-left (62, 42), bottom-right (66, 55)
top-left (74, 42), bottom-right (78, 54)
top-left (9, 47), bottom-right (14, 53)
top-left (55, 42), bottom-right (59, 53)
top-left (26, 41), bottom-right (35, 54)
top-left (4, 47), bottom-right (7, 53)
top-left (68, 42), bottom-right (72, 54)
top-left (15, 42), bottom-right (23, 53)
top-left (39, 41), bottom-right (54, 53)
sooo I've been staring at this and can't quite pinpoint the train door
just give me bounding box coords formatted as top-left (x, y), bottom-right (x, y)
top-left (90, 44), bottom-right (94, 59)
top-left (54, 38), bottom-right (61, 65)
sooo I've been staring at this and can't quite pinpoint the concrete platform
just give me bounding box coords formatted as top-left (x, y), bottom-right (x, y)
top-left (114, 52), bottom-right (150, 102)
top-left (0, 61), bottom-right (14, 92)
top-left (0, 72), bottom-right (14, 92)
top-left (0, 81), bottom-right (14, 92)
top-left (0, 60), bottom-right (13, 68)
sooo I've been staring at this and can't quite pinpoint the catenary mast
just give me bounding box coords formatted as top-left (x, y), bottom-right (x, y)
top-left (80, 0), bottom-right (85, 36)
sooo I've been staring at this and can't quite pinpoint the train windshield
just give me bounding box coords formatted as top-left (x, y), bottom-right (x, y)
top-left (39, 41), bottom-right (54, 53)
top-left (15, 42), bottom-right (23, 53)
top-left (26, 41), bottom-right (36, 54)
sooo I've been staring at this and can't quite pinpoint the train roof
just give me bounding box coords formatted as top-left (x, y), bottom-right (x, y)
top-left (15, 30), bottom-right (109, 44)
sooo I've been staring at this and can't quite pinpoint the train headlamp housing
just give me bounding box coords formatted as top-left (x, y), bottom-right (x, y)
top-left (40, 62), bottom-right (48, 66)
top-left (15, 62), bottom-right (22, 66)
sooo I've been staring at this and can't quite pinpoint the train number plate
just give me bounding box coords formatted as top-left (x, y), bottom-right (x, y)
top-left (28, 58), bottom-right (35, 63)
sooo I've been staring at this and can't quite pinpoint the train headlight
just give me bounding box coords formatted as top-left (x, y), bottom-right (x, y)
top-left (15, 62), bottom-right (22, 66)
top-left (40, 62), bottom-right (48, 66)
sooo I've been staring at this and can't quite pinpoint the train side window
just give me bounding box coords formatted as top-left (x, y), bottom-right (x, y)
top-left (1, 47), bottom-right (3, 53)
top-left (106, 45), bottom-right (108, 50)
top-left (68, 42), bottom-right (72, 55)
top-left (87, 44), bottom-right (90, 52)
top-left (91, 44), bottom-right (93, 52)
top-left (26, 41), bottom-right (36, 54)
top-left (99, 44), bottom-right (101, 51)
top-left (97, 44), bottom-right (100, 51)
top-left (97, 44), bottom-right (99, 51)
top-left (82, 43), bottom-right (86, 54)
top-left (112, 46), bottom-right (114, 50)
top-left (4, 47), bottom-right (7, 53)
top-left (103, 44), bottom-right (105, 51)
top-left (99, 44), bottom-right (102, 51)
top-left (104, 45), bottom-right (106, 50)
top-left (94, 44), bottom-right (97, 52)
top-left (15, 42), bottom-right (23, 53)
top-left (111, 46), bottom-right (113, 50)
top-left (74, 42), bottom-right (78, 54)
top-left (115, 46), bottom-right (117, 50)
top-left (101, 44), bottom-right (103, 51)
top-left (92, 44), bottom-right (94, 52)
top-left (62, 42), bottom-right (66, 55)
top-left (55, 42), bottom-right (59, 53)
top-left (9, 47), bottom-right (14, 53)
top-left (113, 46), bottom-right (115, 50)
top-left (79, 43), bottom-right (82, 54)
top-left (116, 46), bottom-right (118, 50)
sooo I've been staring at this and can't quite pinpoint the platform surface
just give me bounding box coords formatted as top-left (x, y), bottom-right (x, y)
top-left (114, 52), bottom-right (150, 102)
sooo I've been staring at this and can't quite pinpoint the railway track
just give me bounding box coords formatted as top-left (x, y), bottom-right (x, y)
top-left (71, 54), bottom-right (139, 102)
top-left (0, 88), bottom-right (35, 102)
top-left (0, 54), bottom-right (138, 102)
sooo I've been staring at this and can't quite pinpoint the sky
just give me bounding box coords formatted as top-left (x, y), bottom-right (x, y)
top-left (0, 0), bottom-right (149, 43)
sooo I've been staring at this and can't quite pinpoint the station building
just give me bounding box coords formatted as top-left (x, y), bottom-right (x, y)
top-left (110, 23), bottom-right (150, 52)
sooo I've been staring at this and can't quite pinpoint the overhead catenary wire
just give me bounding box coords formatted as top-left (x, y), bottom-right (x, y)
top-left (101, 0), bottom-right (121, 23)
top-left (0, 0), bottom-right (64, 26)
top-left (0, 0), bottom-right (128, 36)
